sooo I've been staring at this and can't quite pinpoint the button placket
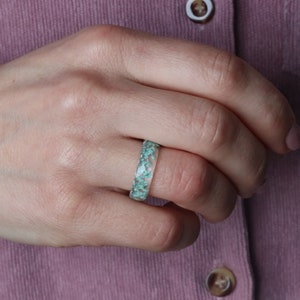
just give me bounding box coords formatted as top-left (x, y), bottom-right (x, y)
top-left (183, 1), bottom-right (253, 298)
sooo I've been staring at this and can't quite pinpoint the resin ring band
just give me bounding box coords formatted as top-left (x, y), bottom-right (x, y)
top-left (129, 140), bottom-right (160, 201)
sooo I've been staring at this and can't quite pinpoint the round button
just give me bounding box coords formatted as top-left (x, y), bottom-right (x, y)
top-left (205, 267), bottom-right (236, 297)
top-left (185, 0), bottom-right (214, 23)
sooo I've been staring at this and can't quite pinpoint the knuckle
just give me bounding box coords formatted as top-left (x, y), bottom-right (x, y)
top-left (43, 133), bottom-right (85, 174)
top-left (56, 72), bottom-right (97, 121)
top-left (78, 24), bottom-right (122, 47)
top-left (41, 138), bottom-right (87, 193)
top-left (200, 104), bottom-right (239, 153)
top-left (54, 72), bottom-right (114, 127)
top-left (171, 156), bottom-right (211, 205)
top-left (77, 25), bottom-right (126, 67)
top-left (208, 51), bottom-right (247, 94)
top-left (147, 212), bottom-right (184, 251)
top-left (240, 146), bottom-right (267, 197)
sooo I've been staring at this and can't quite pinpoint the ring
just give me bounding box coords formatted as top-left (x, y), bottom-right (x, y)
top-left (129, 140), bottom-right (160, 201)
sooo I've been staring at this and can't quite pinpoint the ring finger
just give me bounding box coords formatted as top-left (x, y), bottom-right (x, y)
top-left (79, 138), bottom-right (237, 222)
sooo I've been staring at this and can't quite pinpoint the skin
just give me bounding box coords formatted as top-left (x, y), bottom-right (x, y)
top-left (0, 25), bottom-right (297, 251)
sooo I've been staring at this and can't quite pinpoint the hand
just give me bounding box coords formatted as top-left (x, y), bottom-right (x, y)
top-left (0, 26), bottom-right (297, 251)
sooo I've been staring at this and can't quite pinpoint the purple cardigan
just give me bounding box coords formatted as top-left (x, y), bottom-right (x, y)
top-left (0, 0), bottom-right (299, 299)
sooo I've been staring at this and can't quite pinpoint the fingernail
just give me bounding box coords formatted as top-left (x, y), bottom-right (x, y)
top-left (286, 124), bottom-right (300, 151)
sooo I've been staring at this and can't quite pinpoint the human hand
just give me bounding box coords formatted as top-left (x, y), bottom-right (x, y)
top-left (0, 26), bottom-right (298, 251)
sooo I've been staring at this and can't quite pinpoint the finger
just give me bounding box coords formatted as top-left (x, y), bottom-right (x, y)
top-left (97, 26), bottom-right (296, 153)
top-left (151, 148), bottom-right (237, 222)
top-left (65, 190), bottom-right (200, 251)
top-left (79, 138), bottom-right (236, 222)
top-left (110, 84), bottom-right (267, 196)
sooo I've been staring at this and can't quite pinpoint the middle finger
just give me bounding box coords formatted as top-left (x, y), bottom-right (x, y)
top-left (78, 137), bottom-right (237, 222)
top-left (113, 83), bottom-right (267, 197)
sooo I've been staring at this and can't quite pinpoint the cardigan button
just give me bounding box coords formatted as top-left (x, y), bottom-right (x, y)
top-left (186, 0), bottom-right (214, 23)
top-left (205, 267), bottom-right (236, 297)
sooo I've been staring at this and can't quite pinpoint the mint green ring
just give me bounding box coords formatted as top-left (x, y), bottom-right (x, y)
top-left (129, 140), bottom-right (160, 201)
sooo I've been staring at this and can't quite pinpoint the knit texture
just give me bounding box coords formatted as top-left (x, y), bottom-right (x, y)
top-left (0, 0), bottom-right (299, 299)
